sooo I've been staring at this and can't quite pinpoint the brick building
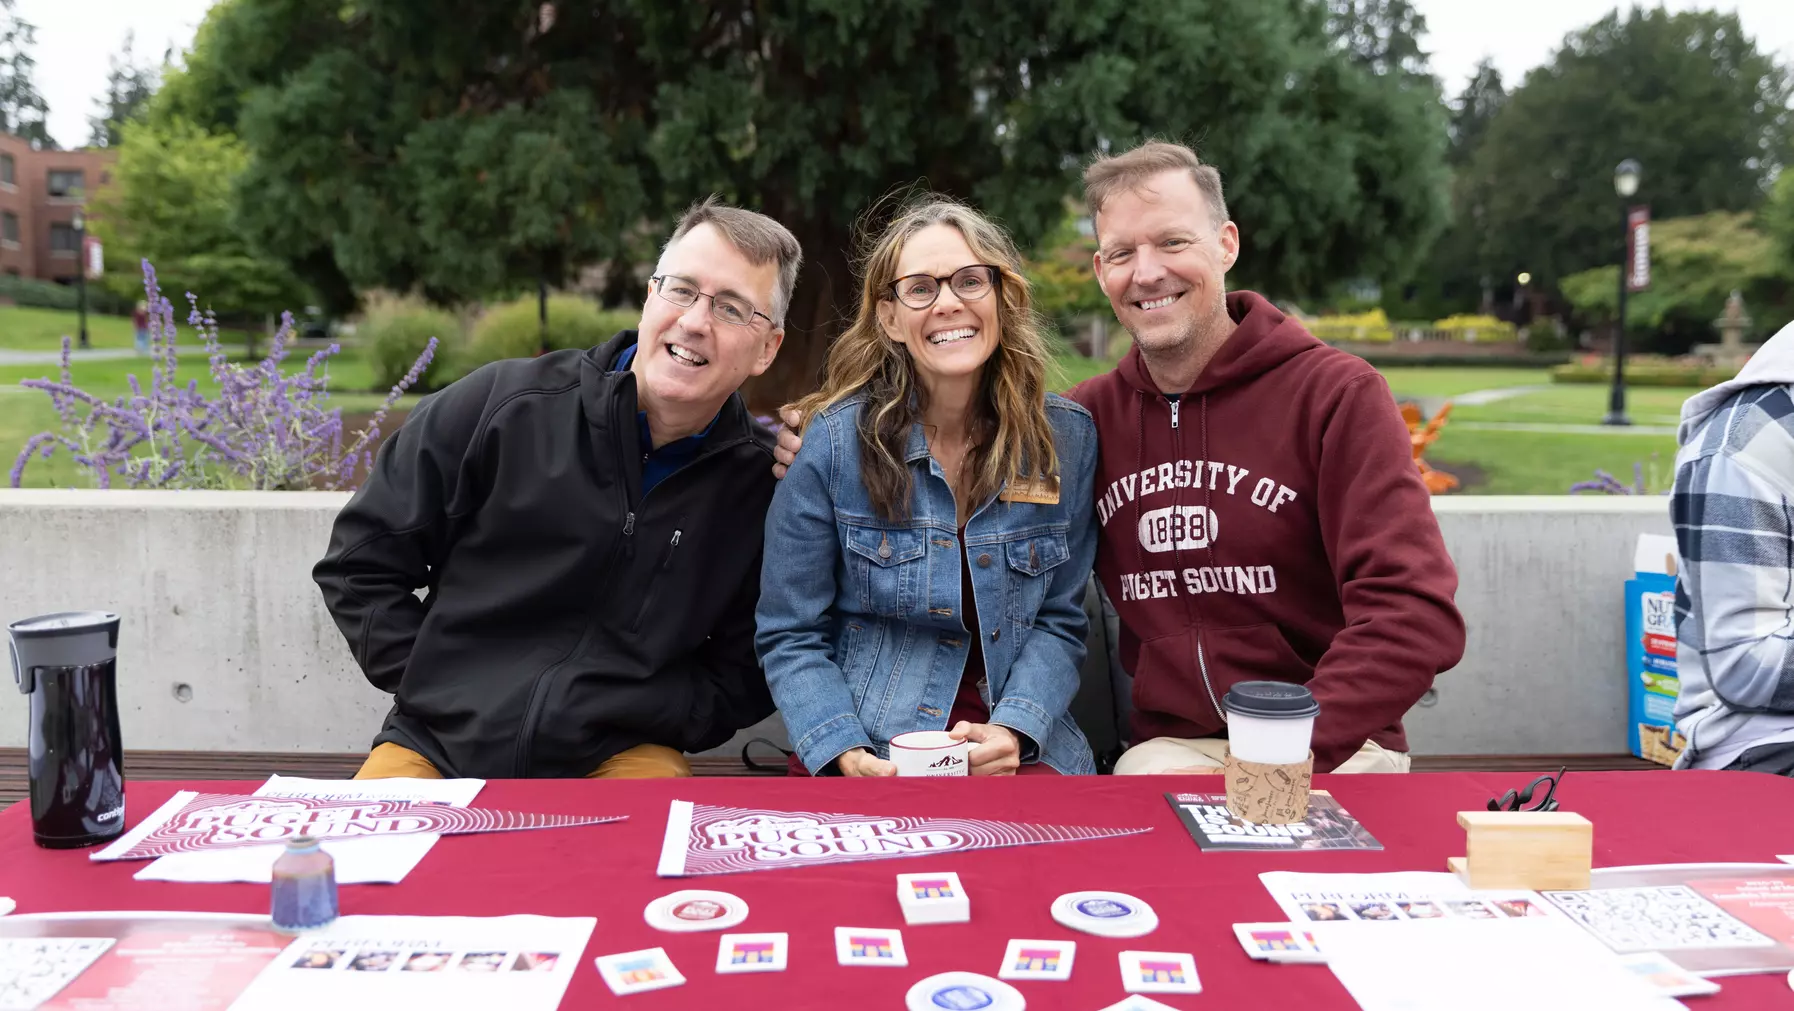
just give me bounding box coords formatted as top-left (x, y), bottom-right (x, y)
top-left (0, 135), bottom-right (117, 284)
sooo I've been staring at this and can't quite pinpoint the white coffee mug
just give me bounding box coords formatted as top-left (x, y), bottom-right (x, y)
top-left (889, 731), bottom-right (972, 777)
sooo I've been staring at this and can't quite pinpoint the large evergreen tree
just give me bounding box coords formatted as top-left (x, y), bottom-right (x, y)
top-left (0, 0), bottom-right (52, 149)
top-left (166, 0), bottom-right (1451, 402)
top-left (1466, 7), bottom-right (1792, 287)
top-left (87, 33), bottom-right (161, 149)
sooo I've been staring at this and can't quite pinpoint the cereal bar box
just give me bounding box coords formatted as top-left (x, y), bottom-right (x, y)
top-left (1627, 534), bottom-right (1686, 765)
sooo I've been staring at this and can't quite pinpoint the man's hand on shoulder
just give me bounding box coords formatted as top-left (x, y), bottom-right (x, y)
top-left (771, 407), bottom-right (803, 480)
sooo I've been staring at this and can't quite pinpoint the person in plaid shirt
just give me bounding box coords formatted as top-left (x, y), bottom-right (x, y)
top-left (1671, 321), bottom-right (1794, 773)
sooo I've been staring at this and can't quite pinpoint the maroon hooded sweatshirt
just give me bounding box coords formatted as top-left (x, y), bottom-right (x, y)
top-left (1069, 291), bottom-right (1465, 771)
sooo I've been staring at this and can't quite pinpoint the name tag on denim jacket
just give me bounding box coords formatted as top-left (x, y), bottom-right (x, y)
top-left (1000, 475), bottom-right (1060, 505)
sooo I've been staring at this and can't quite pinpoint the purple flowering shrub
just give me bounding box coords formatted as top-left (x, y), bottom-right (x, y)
top-left (10, 261), bottom-right (436, 491)
top-left (1568, 455), bottom-right (1667, 495)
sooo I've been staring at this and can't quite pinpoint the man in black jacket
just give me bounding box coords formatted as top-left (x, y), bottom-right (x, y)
top-left (314, 198), bottom-right (801, 779)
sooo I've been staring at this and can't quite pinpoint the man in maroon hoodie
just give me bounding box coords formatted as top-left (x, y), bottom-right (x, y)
top-left (773, 141), bottom-right (1465, 774)
top-left (1075, 141), bottom-right (1464, 774)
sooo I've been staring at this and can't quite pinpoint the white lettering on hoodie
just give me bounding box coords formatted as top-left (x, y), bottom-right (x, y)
top-left (1097, 462), bottom-right (1298, 527)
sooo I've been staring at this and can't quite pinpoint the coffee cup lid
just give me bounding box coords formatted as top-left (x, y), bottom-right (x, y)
top-left (1223, 680), bottom-right (1320, 720)
top-left (7, 611), bottom-right (119, 639)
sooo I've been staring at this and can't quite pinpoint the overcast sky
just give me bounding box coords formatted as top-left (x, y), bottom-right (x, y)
top-left (23, 0), bottom-right (1794, 149)
top-left (1421, 0), bottom-right (1794, 96)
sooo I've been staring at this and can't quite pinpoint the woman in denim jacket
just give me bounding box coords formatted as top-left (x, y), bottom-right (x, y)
top-left (756, 198), bottom-right (1099, 776)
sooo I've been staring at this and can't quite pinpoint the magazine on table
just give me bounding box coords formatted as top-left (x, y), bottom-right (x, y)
top-left (1165, 790), bottom-right (1382, 851)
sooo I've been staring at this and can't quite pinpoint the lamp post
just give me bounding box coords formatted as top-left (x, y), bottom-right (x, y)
top-left (71, 209), bottom-right (90, 351)
top-left (1604, 159), bottom-right (1642, 426)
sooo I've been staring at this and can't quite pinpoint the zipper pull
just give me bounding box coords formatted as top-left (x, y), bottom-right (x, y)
top-left (660, 530), bottom-right (683, 570)
top-left (1170, 398), bottom-right (1181, 430)
top-left (623, 511), bottom-right (635, 536)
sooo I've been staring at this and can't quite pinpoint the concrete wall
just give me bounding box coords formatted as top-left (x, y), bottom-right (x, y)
top-left (0, 490), bottom-right (1671, 758)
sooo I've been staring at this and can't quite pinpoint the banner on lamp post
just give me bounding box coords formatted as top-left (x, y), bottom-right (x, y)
top-left (1626, 206), bottom-right (1650, 292)
top-left (82, 234), bottom-right (103, 279)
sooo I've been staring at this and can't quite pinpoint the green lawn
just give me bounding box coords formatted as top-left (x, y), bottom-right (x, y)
top-left (1378, 367), bottom-right (1554, 399)
top-left (1447, 383), bottom-right (1686, 427)
top-left (1426, 428), bottom-right (1676, 495)
top-left (0, 305), bottom-right (253, 351)
top-left (1383, 367), bottom-right (1686, 492)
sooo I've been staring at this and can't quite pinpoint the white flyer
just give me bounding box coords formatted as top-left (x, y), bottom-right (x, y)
top-left (0, 937), bottom-right (116, 1010)
top-left (228, 914), bottom-right (593, 1011)
top-left (1312, 916), bottom-right (1687, 1011)
top-left (1541, 885), bottom-right (1777, 953)
top-left (134, 776), bottom-right (485, 884)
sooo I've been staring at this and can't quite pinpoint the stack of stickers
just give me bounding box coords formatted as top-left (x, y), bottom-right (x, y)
top-left (897, 872), bottom-right (970, 926)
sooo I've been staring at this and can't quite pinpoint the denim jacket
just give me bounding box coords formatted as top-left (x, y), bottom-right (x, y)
top-left (756, 392), bottom-right (1100, 775)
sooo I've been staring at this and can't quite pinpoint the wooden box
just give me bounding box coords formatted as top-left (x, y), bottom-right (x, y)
top-left (1448, 811), bottom-right (1592, 891)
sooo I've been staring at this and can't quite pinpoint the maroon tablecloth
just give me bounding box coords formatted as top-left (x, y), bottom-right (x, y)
top-left (1, 771), bottom-right (1790, 1009)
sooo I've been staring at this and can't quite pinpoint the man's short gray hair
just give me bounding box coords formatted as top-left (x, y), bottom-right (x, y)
top-left (655, 197), bottom-right (804, 327)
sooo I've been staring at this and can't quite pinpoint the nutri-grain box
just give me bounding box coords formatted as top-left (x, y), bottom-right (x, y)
top-left (1628, 534), bottom-right (1686, 766)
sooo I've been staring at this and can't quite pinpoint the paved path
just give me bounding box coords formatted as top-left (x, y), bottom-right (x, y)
top-left (1408, 385), bottom-right (1546, 418)
top-left (0, 347), bottom-right (140, 365)
top-left (1446, 384), bottom-right (1550, 406)
top-left (1450, 421), bottom-right (1678, 437)
top-left (0, 346), bottom-right (228, 366)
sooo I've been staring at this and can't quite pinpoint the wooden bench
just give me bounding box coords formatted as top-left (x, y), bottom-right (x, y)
top-left (0, 749), bottom-right (1659, 809)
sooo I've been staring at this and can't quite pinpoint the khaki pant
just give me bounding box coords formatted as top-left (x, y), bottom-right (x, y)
top-left (354, 742), bottom-right (693, 780)
top-left (1114, 736), bottom-right (1410, 775)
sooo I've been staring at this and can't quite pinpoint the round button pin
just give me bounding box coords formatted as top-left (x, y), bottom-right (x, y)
top-left (905, 972), bottom-right (1024, 1011)
top-left (1051, 890), bottom-right (1158, 938)
top-left (644, 890), bottom-right (748, 932)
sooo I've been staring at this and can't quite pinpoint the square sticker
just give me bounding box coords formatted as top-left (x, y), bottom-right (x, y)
top-left (715, 933), bottom-right (788, 974)
top-left (997, 938), bottom-right (1075, 981)
top-left (1617, 952), bottom-right (1721, 997)
top-left (834, 927), bottom-right (907, 967)
top-left (1120, 950), bottom-right (1201, 995)
top-left (1232, 922), bottom-right (1316, 960)
top-left (594, 947), bottom-right (685, 995)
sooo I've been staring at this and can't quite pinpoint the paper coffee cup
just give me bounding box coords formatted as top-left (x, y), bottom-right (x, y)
top-left (890, 731), bottom-right (972, 777)
top-left (1222, 681), bottom-right (1320, 765)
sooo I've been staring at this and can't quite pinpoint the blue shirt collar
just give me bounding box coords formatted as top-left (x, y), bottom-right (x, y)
top-left (615, 343), bottom-right (719, 450)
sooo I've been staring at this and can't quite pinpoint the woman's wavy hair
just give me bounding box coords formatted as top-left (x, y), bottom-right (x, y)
top-left (789, 195), bottom-right (1060, 522)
